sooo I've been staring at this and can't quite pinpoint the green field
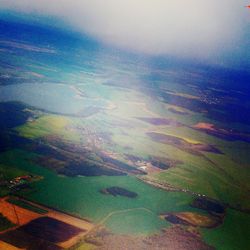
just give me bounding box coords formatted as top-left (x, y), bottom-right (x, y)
top-left (1, 78), bottom-right (249, 246)
top-left (1, 148), bottom-right (249, 247)
top-left (202, 209), bottom-right (250, 250)
top-left (104, 208), bottom-right (168, 235)
top-left (14, 102), bottom-right (250, 211)
top-left (0, 149), bottom-right (195, 234)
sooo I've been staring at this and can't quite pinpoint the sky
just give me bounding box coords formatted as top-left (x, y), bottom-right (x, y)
top-left (0, 0), bottom-right (250, 64)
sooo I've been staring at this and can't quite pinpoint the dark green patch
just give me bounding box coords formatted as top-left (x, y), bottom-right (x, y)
top-left (0, 213), bottom-right (15, 232)
top-left (7, 197), bottom-right (48, 214)
top-left (100, 186), bottom-right (138, 198)
top-left (191, 197), bottom-right (226, 216)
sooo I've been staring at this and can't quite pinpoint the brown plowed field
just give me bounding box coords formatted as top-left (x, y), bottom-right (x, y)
top-left (0, 197), bottom-right (41, 226)
top-left (0, 197), bottom-right (94, 249)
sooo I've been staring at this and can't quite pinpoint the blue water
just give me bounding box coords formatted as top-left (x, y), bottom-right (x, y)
top-left (0, 83), bottom-right (108, 115)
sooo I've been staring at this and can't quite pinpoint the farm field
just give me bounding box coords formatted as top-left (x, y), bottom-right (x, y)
top-left (0, 196), bottom-right (94, 249)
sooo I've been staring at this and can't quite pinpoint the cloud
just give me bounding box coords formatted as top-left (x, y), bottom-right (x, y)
top-left (0, 0), bottom-right (249, 58)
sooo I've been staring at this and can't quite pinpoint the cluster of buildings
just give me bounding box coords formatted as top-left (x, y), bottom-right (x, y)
top-left (9, 175), bottom-right (33, 190)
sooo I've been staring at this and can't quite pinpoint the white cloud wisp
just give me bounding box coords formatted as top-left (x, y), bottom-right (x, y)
top-left (0, 0), bottom-right (249, 59)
